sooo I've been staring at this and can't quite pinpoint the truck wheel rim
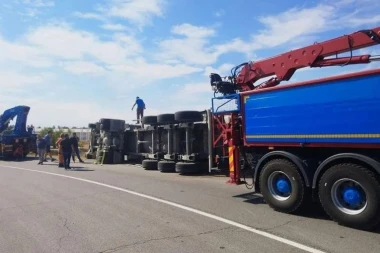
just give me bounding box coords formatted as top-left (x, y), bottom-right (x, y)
top-left (268, 171), bottom-right (292, 201)
top-left (331, 178), bottom-right (367, 215)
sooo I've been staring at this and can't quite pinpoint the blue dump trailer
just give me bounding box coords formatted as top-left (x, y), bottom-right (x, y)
top-left (233, 69), bottom-right (380, 231)
top-left (243, 69), bottom-right (380, 145)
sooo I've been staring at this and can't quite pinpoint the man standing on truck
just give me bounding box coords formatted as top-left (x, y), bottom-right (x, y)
top-left (131, 96), bottom-right (146, 125)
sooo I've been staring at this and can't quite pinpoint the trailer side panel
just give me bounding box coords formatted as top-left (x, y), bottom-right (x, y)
top-left (243, 71), bottom-right (380, 144)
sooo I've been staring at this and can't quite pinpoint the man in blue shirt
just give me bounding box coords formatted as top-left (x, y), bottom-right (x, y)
top-left (131, 96), bottom-right (146, 124)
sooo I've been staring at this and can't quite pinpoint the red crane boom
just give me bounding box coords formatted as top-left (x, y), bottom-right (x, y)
top-left (234, 27), bottom-right (380, 91)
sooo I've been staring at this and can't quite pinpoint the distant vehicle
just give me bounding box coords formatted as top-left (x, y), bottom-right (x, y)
top-left (0, 105), bottom-right (36, 159)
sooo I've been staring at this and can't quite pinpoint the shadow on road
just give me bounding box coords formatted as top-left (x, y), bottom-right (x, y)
top-left (233, 192), bottom-right (339, 220)
top-left (68, 167), bottom-right (95, 172)
top-left (1, 156), bottom-right (38, 162)
top-left (233, 192), bottom-right (380, 233)
top-left (232, 192), bottom-right (267, 205)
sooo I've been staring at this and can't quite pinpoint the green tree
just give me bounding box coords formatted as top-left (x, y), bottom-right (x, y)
top-left (39, 127), bottom-right (72, 148)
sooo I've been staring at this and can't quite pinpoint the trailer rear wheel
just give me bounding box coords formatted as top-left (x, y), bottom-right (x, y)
top-left (174, 111), bottom-right (203, 122)
top-left (157, 114), bottom-right (176, 124)
top-left (175, 162), bottom-right (200, 174)
top-left (142, 116), bottom-right (157, 125)
top-left (142, 159), bottom-right (158, 170)
top-left (158, 161), bottom-right (176, 173)
top-left (318, 163), bottom-right (380, 230)
top-left (100, 119), bottom-right (111, 131)
top-left (260, 159), bottom-right (305, 213)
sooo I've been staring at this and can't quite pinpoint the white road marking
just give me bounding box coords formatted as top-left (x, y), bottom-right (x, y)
top-left (0, 164), bottom-right (326, 253)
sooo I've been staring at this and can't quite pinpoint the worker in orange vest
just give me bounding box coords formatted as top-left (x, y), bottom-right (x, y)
top-left (56, 133), bottom-right (64, 167)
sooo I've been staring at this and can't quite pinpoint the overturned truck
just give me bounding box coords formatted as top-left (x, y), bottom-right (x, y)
top-left (88, 110), bottom-right (215, 174)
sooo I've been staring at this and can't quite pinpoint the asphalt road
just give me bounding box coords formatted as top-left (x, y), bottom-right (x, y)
top-left (0, 158), bottom-right (379, 253)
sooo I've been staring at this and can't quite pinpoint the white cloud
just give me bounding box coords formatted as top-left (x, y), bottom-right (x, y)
top-left (204, 63), bottom-right (235, 77)
top-left (343, 15), bottom-right (380, 27)
top-left (0, 22), bottom-right (203, 95)
top-left (2, 4), bottom-right (12, 9)
top-left (171, 23), bottom-right (216, 38)
top-left (251, 5), bottom-right (334, 49)
top-left (61, 61), bottom-right (106, 75)
top-left (183, 0), bottom-right (380, 68)
top-left (20, 0), bottom-right (54, 8)
top-left (166, 0), bottom-right (379, 79)
top-left (155, 24), bottom-right (256, 66)
top-left (89, 0), bottom-right (166, 29)
top-left (158, 6), bottom-right (333, 65)
top-left (24, 23), bottom-right (143, 65)
top-left (109, 58), bottom-right (203, 83)
top-left (24, 8), bottom-right (39, 17)
top-left (214, 9), bottom-right (225, 18)
top-left (0, 36), bottom-right (53, 68)
top-left (155, 24), bottom-right (223, 66)
top-left (181, 82), bottom-right (212, 95)
top-left (73, 12), bottom-right (107, 22)
top-left (248, 1), bottom-right (380, 51)
top-left (12, 0), bottom-right (54, 17)
top-left (101, 23), bottom-right (128, 31)
top-left (0, 96), bottom-right (131, 127)
top-left (0, 71), bottom-right (54, 91)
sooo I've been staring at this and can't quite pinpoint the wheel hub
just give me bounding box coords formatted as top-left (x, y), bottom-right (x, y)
top-left (343, 187), bottom-right (362, 206)
top-left (268, 171), bottom-right (292, 201)
top-left (331, 178), bottom-right (367, 215)
top-left (276, 178), bottom-right (290, 194)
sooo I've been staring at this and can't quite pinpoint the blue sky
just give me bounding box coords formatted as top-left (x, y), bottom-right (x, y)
top-left (0, 0), bottom-right (380, 127)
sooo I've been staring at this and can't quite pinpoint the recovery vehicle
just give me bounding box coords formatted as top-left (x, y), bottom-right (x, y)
top-left (210, 26), bottom-right (380, 230)
top-left (0, 105), bottom-right (36, 159)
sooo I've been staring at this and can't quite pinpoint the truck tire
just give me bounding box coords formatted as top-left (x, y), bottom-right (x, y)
top-left (158, 161), bottom-right (176, 172)
top-left (318, 163), bottom-right (380, 230)
top-left (259, 159), bottom-right (306, 213)
top-left (157, 114), bottom-right (175, 124)
top-left (142, 159), bottom-right (158, 170)
top-left (175, 162), bottom-right (200, 174)
top-left (100, 118), bottom-right (110, 123)
top-left (100, 119), bottom-right (111, 131)
top-left (142, 116), bottom-right (157, 125)
top-left (174, 111), bottom-right (203, 122)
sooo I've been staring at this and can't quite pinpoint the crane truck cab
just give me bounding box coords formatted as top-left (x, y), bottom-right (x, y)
top-left (0, 105), bottom-right (34, 159)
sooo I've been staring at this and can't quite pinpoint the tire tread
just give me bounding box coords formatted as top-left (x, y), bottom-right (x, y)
top-left (259, 158), bottom-right (305, 213)
top-left (318, 163), bottom-right (380, 230)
